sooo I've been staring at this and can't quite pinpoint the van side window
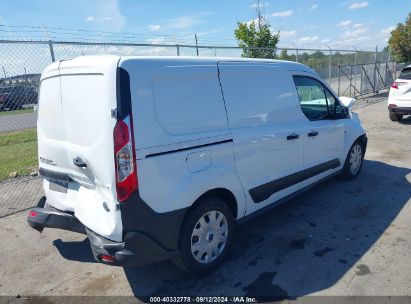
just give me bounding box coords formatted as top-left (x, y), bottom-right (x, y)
top-left (293, 76), bottom-right (329, 121)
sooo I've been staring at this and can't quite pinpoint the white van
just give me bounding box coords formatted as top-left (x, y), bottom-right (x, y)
top-left (28, 56), bottom-right (367, 273)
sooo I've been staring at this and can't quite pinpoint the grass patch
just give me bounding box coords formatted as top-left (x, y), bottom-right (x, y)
top-left (0, 128), bottom-right (37, 181)
top-left (0, 108), bottom-right (34, 117)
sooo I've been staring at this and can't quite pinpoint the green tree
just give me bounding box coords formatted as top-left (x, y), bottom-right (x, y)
top-left (278, 49), bottom-right (292, 61)
top-left (388, 13), bottom-right (411, 62)
top-left (234, 1), bottom-right (280, 59)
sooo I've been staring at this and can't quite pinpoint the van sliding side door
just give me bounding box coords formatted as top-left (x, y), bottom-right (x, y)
top-left (218, 62), bottom-right (306, 215)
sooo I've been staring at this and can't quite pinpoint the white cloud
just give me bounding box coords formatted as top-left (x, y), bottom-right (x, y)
top-left (84, 0), bottom-right (125, 31)
top-left (146, 36), bottom-right (166, 45)
top-left (381, 26), bottom-right (395, 35)
top-left (250, 2), bottom-right (269, 8)
top-left (308, 4), bottom-right (318, 10)
top-left (342, 29), bottom-right (366, 39)
top-left (348, 2), bottom-right (369, 9)
top-left (342, 36), bottom-right (369, 43)
top-left (321, 38), bottom-right (331, 43)
top-left (280, 30), bottom-right (296, 38)
top-left (272, 10), bottom-right (293, 17)
top-left (149, 24), bottom-right (161, 31)
top-left (353, 23), bottom-right (364, 28)
top-left (298, 36), bottom-right (319, 43)
top-left (245, 18), bottom-right (259, 26)
top-left (168, 16), bottom-right (203, 29)
top-left (302, 25), bottom-right (317, 30)
top-left (337, 20), bottom-right (352, 27)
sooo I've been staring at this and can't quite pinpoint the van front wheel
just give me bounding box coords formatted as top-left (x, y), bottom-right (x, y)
top-left (342, 140), bottom-right (364, 179)
top-left (173, 197), bottom-right (234, 273)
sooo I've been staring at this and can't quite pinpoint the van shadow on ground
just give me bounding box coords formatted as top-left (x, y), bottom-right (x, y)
top-left (53, 160), bottom-right (411, 301)
top-left (399, 115), bottom-right (411, 125)
top-left (53, 238), bottom-right (94, 263)
top-left (123, 160), bottom-right (411, 301)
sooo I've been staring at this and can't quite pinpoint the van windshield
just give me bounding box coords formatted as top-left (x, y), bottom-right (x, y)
top-left (399, 67), bottom-right (411, 80)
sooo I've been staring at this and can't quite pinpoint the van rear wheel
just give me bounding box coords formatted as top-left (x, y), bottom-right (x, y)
top-left (173, 197), bottom-right (234, 273)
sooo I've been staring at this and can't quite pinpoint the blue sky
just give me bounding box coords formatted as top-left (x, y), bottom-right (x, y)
top-left (0, 0), bottom-right (410, 50)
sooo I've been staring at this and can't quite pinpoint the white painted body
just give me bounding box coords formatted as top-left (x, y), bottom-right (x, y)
top-left (37, 56), bottom-right (366, 242)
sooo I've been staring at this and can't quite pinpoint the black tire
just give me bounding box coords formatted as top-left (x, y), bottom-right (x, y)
top-left (342, 140), bottom-right (364, 179)
top-left (389, 112), bottom-right (403, 121)
top-left (173, 197), bottom-right (235, 273)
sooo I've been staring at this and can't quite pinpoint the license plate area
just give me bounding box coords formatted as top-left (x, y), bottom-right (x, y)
top-left (49, 179), bottom-right (68, 193)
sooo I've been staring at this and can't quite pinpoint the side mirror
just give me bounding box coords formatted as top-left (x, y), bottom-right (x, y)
top-left (339, 96), bottom-right (356, 109)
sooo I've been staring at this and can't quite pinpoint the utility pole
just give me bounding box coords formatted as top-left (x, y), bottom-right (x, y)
top-left (373, 46), bottom-right (378, 93)
top-left (195, 34), bottom-right (199, 56)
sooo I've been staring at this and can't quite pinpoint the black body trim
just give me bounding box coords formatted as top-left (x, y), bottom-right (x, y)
top-left (116, 67), bottom-right (132, 120)
top-left (27, 194), bottom-right (181, 267)
top-left (239, 169), bottom-right (342, 225)
top-left (119, 191), bottom-right (189, 251)
top-left (27, 197), bottom-right (85, 234)
top-left (249, 158), bottom-right (341, 203)
top-left (145, 139), bottom-right (233, 158)
top-left (87, 229), bottom-right (179, 267)
top-left (39, 168), bottom-right (73, 182)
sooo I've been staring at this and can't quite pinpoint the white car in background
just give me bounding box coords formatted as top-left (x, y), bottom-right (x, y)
top-left (388, 65), bottom-right (411, 121)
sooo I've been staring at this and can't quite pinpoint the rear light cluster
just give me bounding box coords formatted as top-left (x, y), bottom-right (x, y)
top-left (98, 254), bottom-right (116, 263)
top-left (391, 82), bottom-right (407, 89)
top-left (29, 211), bottom-right (38, 217)
top-left (113, 114), bottom-right (138, 202)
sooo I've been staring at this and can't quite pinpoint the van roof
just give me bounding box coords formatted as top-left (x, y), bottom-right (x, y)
top-left (49, 55), bottom-right (318, 76)
top-left (120, 55), bottom-right (316, 73)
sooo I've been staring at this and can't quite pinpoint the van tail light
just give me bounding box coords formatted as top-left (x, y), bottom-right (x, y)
top-left (391, 82), bottom-right (407, 89)
top-left (98, 254), bottom-right (116, 263)
top-left (113, 114), bottom-right (138, 202)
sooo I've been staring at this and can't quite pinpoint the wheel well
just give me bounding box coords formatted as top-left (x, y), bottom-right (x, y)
top-left (191, 188), bottom-right (238, 219)
top-left (176, 188), bottom-right (239, 250)
top-left (356, 134), bottom-right (367, 155)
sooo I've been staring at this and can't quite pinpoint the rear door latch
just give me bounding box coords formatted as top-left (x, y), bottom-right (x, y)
top-left (73, 157), bottom-right (87, 168)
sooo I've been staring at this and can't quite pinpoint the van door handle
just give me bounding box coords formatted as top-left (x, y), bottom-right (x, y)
top-left (308, 131), bottom-right (319, 137)
top-left (73, 157), bottom-right (87, 168)
top-left (287, 134), bottom-right (299, 140)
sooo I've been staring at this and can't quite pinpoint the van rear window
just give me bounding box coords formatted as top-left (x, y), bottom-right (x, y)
top-left (116, 68), bottom-right (132, 120)
top-left (399, 67), bottom-right (411, 80)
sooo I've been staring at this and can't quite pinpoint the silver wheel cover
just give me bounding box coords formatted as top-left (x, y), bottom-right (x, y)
top-left (349, 144), bottom-right (362, 175)
top-left (190, 210), bottom-right (228, 264)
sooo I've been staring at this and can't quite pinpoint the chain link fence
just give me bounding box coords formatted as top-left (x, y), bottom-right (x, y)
top-left (0, 39), bottom-right (403, 216)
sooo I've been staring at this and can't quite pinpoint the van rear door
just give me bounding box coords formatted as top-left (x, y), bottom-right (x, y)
top-left (37, 56), bottom-right (123, 241)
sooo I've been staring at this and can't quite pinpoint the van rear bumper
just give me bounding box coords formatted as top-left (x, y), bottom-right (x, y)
top-left (27, 198), bottom-right (86, 234)
top-left (27, 197), bottom-right (180, 267)
top-left (87, 229), bottom-right (179, 267)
